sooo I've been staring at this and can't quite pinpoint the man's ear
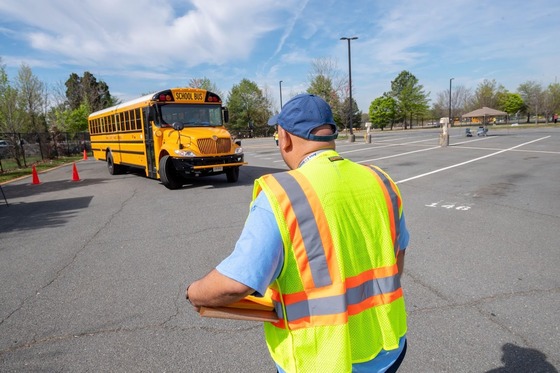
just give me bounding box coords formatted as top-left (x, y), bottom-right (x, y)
top-left (279, 127), bottom-right (292, 151)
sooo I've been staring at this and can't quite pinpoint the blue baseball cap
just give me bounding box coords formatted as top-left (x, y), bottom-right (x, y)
top-left (268, 94), bottom-right (338, 141)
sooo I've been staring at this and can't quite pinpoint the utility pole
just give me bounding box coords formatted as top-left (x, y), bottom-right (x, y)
top-left (341, 36), bottom-right (358, 142)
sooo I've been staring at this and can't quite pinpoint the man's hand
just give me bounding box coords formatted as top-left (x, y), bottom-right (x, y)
top-left (397, 250), bottom-right (405, 278)
top-left (185, 286), bottom-right (200, 312)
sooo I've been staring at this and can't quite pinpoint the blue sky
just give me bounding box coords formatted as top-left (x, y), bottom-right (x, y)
top-left (1, 0), bottom-right (559, 113)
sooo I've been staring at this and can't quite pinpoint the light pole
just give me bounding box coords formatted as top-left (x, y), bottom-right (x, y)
top-left (341, 36), bottom-right (358, 142)
top-left (449, 77), bottom-right (454, 125)
top-left (279, 80), bottom-right (283, 109)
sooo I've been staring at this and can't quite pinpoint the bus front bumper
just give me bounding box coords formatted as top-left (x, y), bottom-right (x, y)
top-left (170, 154), bottom-right (245, 173)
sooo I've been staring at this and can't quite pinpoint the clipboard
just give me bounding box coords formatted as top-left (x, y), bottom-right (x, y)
top-left (198, 292), bottom-right (279, 322)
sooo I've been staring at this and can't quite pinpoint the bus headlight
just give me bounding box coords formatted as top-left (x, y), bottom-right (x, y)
top-left (234, 147), bottom-right (243, 154)
top-left (174, 149), bottom-right (196, 157)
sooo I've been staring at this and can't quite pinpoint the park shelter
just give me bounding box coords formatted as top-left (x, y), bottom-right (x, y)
top-left (462, 107), bottom-right (507, 124)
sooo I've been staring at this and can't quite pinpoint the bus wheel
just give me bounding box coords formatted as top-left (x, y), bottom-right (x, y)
top-left (107, 153), bottom-right (124, 175)
top-left (159, 155), bottom-right (183, 189)
top-left (225, 166), bottom-right (240, 183)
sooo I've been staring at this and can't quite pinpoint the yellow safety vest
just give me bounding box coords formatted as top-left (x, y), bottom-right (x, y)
top-left (253, 150), bottom-right (407, 373)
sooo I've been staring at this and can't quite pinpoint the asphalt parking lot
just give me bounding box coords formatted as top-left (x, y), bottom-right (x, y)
top-left (0, 126), bottom-right (559, 372)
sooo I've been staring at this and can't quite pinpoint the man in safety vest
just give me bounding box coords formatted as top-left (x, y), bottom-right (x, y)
top-left (186, 94), bottom-right (409, 372)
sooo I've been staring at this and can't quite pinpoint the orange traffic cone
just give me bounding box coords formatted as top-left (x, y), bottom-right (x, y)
top-left (72, 163), bottom-right (81, 182)
top-left (83, 149), bottom-right (88, 160)
top-left (32, 165), bottom-right (41, 185)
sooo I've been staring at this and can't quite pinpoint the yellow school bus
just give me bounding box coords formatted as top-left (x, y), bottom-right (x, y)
top-left (88, 88), bottom-right (245, 189)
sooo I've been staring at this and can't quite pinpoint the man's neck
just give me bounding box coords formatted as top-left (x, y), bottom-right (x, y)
top-left (297, 148), bottom-right (334, 168)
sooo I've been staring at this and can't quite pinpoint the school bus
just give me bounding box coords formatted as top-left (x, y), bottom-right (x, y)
top-left (88, 88), bottom-right (245, 189)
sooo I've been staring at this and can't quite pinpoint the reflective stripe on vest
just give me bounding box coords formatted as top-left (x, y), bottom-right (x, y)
top-left (273, 267), bottom-right (402, 327)
top-left (366, 165), bottom-right (402, 255)
top-left (265, 172), bottom-right (342, 291)
top-left (266, 168), bottom-right (403, 330)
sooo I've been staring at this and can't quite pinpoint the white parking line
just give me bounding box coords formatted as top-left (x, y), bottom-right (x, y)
top-left (272, 135), bottom-right (493, 163)
top-left (395, 136), bottom-right (551, 184)
top-left (453, 146), bottom-right (560, 155)
top-left (337, 136), bottom-right (444, 157)
top-left (357, 145), bottom-right (441, 163)
top-left (353, 136), bottom-right (494, 163)
top-left (448, 136), bottom-right (495, 145)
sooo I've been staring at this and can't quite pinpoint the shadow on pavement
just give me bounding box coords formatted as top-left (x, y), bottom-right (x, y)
top-left (486, 343), bottom-right (558, 373)
top-left (0, 196), bottom-right (93, 233)
top-left (0, 178), bottom-right (109, 200)
top-left (171, 165), bottom-right (287, 190)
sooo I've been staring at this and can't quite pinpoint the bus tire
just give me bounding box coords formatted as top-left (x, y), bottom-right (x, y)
top-left (107, 152), bottom-right (124, 175)
top-left (159, 155), bottom-right (183, 189)
top-left (225, 166), bottom-right (240, 183)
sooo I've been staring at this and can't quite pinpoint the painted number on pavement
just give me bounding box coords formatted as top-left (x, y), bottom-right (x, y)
top-left (425, 201), bottom-right (471, 211)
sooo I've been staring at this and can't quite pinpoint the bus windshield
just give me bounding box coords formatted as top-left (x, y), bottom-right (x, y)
top-left (158, 104), bottom-right (223, 127)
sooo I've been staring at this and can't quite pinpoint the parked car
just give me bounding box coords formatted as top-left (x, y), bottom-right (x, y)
top-left (0, 139), bottom-right (12, 157)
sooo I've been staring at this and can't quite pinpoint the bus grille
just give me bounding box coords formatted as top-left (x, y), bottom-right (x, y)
top-left (197, 138), bottom-right (231, 154)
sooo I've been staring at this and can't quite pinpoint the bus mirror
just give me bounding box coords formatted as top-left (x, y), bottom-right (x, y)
top-left (172, 122), bottom-right (184, 131)
top-left (235, 139), bottom-right (242, 147)
top-left (223, 107), bottom-right (229, 124)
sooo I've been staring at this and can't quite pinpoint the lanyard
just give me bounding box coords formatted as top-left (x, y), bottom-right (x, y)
top-left (298, 150), bottom-right (326, 168)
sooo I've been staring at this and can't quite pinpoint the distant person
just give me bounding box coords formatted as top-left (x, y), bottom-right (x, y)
top-left (273, 129), bottom-right (279, 146)
top-left (186, 94), bottom-right (410, 372)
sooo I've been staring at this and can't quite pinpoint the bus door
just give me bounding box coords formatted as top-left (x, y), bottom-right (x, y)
top-left (114, 113), bottom-right (123, 163)
top-left (143, 107), bottom-right (157, 178)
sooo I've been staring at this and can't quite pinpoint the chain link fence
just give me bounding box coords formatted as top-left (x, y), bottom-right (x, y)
top-left (0, 132), bottom-right (90, 171)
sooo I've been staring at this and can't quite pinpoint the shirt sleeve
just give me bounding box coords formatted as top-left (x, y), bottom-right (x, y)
top-left (215, 192), bottom-right (283, 296)
top-left (398, 212), bottom-right (409, 251)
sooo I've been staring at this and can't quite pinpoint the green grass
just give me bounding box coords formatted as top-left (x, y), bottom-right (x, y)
top-left (0, 156), bottom-right (83, 184)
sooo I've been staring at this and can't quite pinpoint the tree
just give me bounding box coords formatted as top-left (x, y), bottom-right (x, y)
top-left (308, 74), bottom-right (336, 102)
top-left (517, 81), bottom-right (543, 123)
top-left (59, 71), bottom-right (118, 134)
top-left (307, 57), bottom-right (345, 96)
top-left (65, 73), bottom-right (82, 110)
top-left (369, 94), bottom-right (396, 130)
top-left (226, 79), bottom-right (272, 136)
top-left (15, 63), bottom-right (46, 133)
top-left (307, 57), bottom-right (344, 128)
top-left (339, 97), bottom-right (361, 131)
top-left (59, 102), bottom-right (90, 133)
top-left (432, 85), bottom-right (472, 120)
top-left (188, 77), bottom-right (223, 99)
top-left (497, 92), bottom-right (525, 116)
top-left (544, 82), bottom-right (560, 122)
top-left (308, 75), bottom-right (343, 127)
top-left (361, 112), bottom-right (370, 125)
top-left (390, 71), bottom-right (430, 129)
top-left (0, 59), bottom-right (28, 167)
top-left (470, 79), bottom-right (506, 110)
top-left (65, 72), bottom-right (117, 112)
top-left (0, 57), bottom-right (9, 129)
top-left (260, 83), bottom-right (278, 118)
top-left (430, 93), bottom-right (447, 120)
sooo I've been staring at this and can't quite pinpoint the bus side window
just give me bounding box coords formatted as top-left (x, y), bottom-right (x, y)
top-left (135, 109), bottom-right (142, 130)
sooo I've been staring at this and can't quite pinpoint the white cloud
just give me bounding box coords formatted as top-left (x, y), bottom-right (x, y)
top-left (1, 0), bottom-right (293, 68)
